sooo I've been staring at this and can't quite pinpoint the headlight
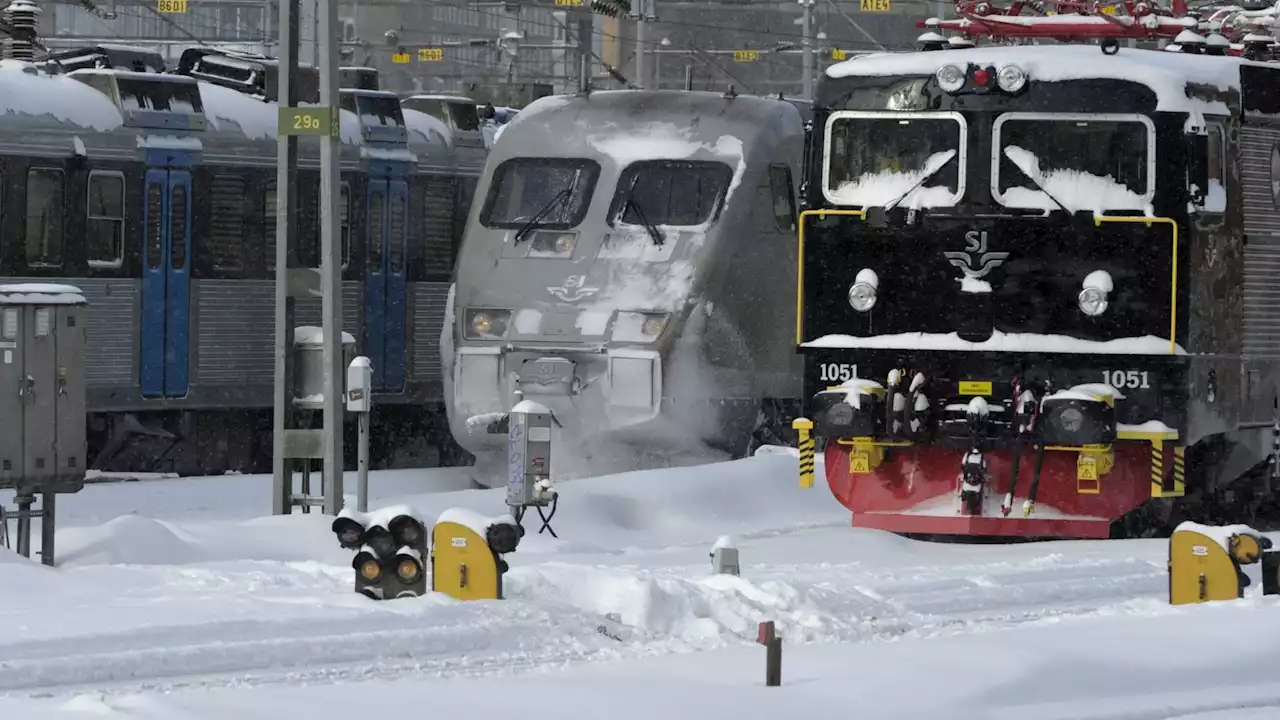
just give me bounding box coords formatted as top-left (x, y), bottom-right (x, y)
top-left (1058, 407), bottom-right (1084, 433)
top-left (848, 282), bottom-right (877, 312)
top-left (464, 308), bottom-right (511, 339)
top-left (936, 64), bottom-right (965, 92)
top-left (612, 311), bottom-right (670, 342)
top-left (1078, 287), bottom-right (1108, 316)
top-left (996, 64), bottom-right (1027, 92)
top-left (529, 230), bottom-right (577, 258)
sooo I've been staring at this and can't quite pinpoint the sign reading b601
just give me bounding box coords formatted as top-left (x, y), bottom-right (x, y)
top-left (278, 107), bottom-right (338, 138)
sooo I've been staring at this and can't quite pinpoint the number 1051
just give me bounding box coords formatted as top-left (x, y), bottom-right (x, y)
top-left (1102, 370), bottom-right (1151, 389)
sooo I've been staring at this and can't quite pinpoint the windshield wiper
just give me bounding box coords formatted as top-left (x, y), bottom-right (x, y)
top-left (513, 186), bottom-right (572, 244)
top-left (1004, 148), bottom-right (1072, 215)
top-left (621, 175), bottom-right (664, 246)
top-left (882, 152), bottom-right (955, 213)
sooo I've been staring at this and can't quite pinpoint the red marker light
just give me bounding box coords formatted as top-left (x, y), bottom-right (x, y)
top-left (973, 68), bottom-right (990, 85)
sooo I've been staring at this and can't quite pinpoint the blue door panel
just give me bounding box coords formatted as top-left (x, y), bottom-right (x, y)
top-left (384, 180), bottom-right (409, 393)
top-left (140, 170), bottom-right (169, 398)
top-left (165, 171), bottom-right (192, 397)
top-left (363, 181), bottom-right (388, 391)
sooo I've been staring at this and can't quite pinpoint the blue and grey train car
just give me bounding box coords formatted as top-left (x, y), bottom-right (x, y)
top-left (0, 45), bottom-right (479, 475)
top-left (443, 89), bottom-right (806, 482)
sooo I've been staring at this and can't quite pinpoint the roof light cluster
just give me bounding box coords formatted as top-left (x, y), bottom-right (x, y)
top-left (934, 62), bottom-right (1027, 94)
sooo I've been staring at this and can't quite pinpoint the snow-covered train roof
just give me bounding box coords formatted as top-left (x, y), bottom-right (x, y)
top-left (825, 45), bottom-right (1253, 114)
top-left (0, 59), bottom-right (460, 167)
top-left (498, 89), bottom-right (800, 162)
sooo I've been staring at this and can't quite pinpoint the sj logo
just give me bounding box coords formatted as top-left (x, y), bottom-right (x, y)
top-left (547, 275), bottom-right (598, 302)
top-left (944, 231), bottom-right (1009, 279)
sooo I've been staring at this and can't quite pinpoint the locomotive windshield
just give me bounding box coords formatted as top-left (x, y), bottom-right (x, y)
top-left (993, 114), bottom-right (1153, 212)
top-left (480, 158), bottom-right (600, 229)
top-left (608, 160), bottom-right (734, 227)
top-left (823, 111), bottom-right (964, 208)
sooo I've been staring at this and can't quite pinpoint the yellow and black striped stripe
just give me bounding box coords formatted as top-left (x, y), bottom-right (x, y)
top-left (798, 437), bottom-right (816, 489)
top-left (1172, 446), bottom-right (1186, 497)
top-left (793, 417), bottom-right (816, 489)
top-left (1151, 441), bottom-right (1165, 499)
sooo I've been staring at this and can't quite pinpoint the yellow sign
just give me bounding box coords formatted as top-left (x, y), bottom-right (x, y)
top-left (277, 107), bottom-right (338, 139)
top-left (832, 49), bottom-right (847, 60)
top-left (1077, 454), bottom-right (1098, 480)
top-left (157, 0), bottom-right (186, 12)
top-left (418, 48), bottom-right (444, 62)
top-left (733, 50), bottom-right (759, 63)
top-left (392, 52), bottom-right (411, 64)
top-left (958, 381), bottom-right (992, 396)
top-left (1099, 4), bottom-right (1117, 14)
top-left (555, 0), bottom-right (585, 5)
top-left (860, 0), bottom-right (891, 11)
top-left (850, 452), bottom-right (871, 474)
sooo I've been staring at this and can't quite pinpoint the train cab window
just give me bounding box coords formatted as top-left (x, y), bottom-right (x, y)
top-left (447, 102), bottom-right (480, 132)
top-left (992, 113), bottom-right (1154, 212)
top-left (823, 112), bottom-right (964, 208)
top-left (25, 168), bottom-right (64, 267)
top-left (609, 160), bottom-right (734, 227)
top-left (480, 158), bottom-right (600, 229)
top-left (1200, 122), bottom-right (1227, 214)
top-left (769, 165), bottom-right (797, 232)
top-left (86, 171), bottom-right (125, 267)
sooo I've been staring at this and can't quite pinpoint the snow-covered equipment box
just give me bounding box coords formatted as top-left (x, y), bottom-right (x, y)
top-left (1169, 521), bottom-right (1271, 605)
top-left (0, 284), bottom-right (89, 566)
top-left (796, 24), bottom-right (1280, 541)
top-left (331, 505), bottom-right (429, 600)
top-left (430, 507), bottom-right (522, 601)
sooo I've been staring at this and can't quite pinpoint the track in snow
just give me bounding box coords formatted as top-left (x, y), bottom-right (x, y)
top-left (0, 537), bottom-right (1171, 698)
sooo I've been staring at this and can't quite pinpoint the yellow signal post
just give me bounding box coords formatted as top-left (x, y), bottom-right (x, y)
top-left (1169, 521), bottom-right (1271, 605)
top-left (431, 508), bottom-right (522, 601)
top-left (793, 417), bottom-right (815, 489)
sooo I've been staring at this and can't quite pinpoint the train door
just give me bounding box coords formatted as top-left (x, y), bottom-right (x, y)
top-left (363, 178), bottom-right (408, 392)
top-left (140, 168), bottom-right (192, 399)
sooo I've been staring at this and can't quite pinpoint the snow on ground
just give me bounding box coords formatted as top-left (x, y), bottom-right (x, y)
top-left (0, 449), bottom-right (1278, 717)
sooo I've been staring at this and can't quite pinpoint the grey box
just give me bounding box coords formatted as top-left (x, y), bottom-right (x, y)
top-left (506, 404), bottom-right (554, 508)
top-left (292, 326), bottom-right (356, 411)
top-left (0, 285), bottom-right (88, 492)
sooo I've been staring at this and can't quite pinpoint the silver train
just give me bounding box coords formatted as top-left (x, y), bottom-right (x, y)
top-left (0, 45), bottom-right (484, 476)
top-left (443, 89), bottom-right (807, 480)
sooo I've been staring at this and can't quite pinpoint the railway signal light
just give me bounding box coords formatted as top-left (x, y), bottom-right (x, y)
top-left (331, 506), bottom-right (429, 600)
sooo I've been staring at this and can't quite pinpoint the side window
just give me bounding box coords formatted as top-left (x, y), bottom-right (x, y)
top-left (264, 181), bottom-right (277, 270)
top-left (87, 171), bottom-right (125, 267)
top-left (769, 165), bottom-right (797, 232)
top-left (25, 167), bottom-right (64, 267)
top-left (1202, 122), bottom-right (1226, 214)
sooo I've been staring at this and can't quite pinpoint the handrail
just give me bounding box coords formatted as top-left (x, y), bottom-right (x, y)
top-left (1092, 215), bottom-right (1180, 356)
top-left (796, 208), bottom-right (867, 345)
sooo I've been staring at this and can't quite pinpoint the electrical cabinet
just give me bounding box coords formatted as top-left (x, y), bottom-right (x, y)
top-left (0, 285), bottom-right (87, 491)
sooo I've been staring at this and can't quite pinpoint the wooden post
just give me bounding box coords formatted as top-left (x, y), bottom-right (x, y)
top-left (758, 620), bottom-right (782, 686)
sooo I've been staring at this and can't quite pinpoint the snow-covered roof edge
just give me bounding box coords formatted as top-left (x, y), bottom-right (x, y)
top-left (825, 45), bottom-right (1242, 114)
